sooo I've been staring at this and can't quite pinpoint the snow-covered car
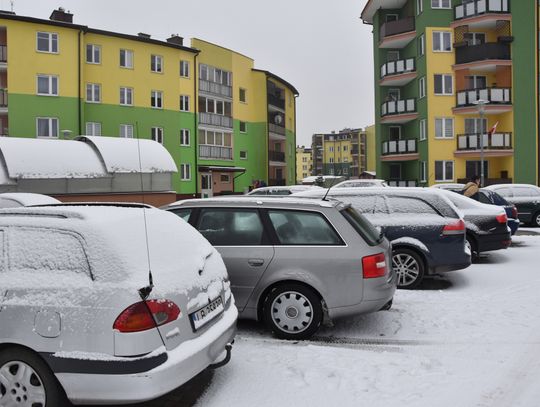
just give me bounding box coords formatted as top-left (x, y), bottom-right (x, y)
top-left (485, 183), bottom-right (540, 227)
top-left (334, 179), bottom-right (388, 188)
top-left (0, 204), bottom-right (236, 406)
top-left (0, 192), bottom-right (60, 208)
top-left (246, 185), bottom-right (322, 196)
top-left (430, 183), bottom-right (466, 192)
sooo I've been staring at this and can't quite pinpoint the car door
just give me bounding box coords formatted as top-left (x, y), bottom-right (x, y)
top-left (511, 187), bottom-right (540, 223)
top-left (194, 207), bottom-right (274, 312)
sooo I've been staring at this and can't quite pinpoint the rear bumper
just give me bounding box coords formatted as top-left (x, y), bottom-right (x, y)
top-left (430, 260), bottom-right (471, 274)
top-left (477, 232), bottom-right (512, 253)
top-left (55, 303), bottom-right (238, 405)
top-left (508, 219), bottom-right (519, 235)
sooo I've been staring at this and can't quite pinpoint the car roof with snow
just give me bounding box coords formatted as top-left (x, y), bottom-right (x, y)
top-left (0, 193), bottom-right (61, 207)
top-left (165, 196), bottom-right (342, 209)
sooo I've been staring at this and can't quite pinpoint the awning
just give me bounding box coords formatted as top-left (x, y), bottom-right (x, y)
top-left (198, 166), bottom-right (246, 173)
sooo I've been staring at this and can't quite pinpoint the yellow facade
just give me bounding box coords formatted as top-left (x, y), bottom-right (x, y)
top-left (365, 124), bottom-right (376, 173)
top-left (296, 147), bottom-right (312, 182)
top-left (323, 138), bottom-right (353, 165)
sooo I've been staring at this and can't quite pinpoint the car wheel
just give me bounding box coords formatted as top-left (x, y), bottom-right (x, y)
top-left (0, 347), bottom-right (67, 407)
top-left (392, 248), bottom-right (425, 289)
top-left (466, 236), bottom-right (478, 262)
top-left (263, 284), bottom-right (323, 340)
top-left (534, 212), bottom-right (540, 228)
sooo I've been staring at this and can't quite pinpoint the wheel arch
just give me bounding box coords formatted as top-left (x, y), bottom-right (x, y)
top-left (391, 243), bottom-right (428, 271)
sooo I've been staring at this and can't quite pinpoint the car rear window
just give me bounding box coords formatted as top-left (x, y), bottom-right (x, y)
top-left (386, 196), bottom-right (440, 215)
top-left (197, 208), bottom-right (266, 246)
top-left (337, 195), bottom-right (388, 214)
top-left (339, 206), bottom-right (382, 246)
top-left (488, 191), bottom-right (509, 206)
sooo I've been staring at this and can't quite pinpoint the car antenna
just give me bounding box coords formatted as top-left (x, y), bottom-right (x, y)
top-left (135, 121), bottom-right (154, 301)
top-left (321, 171), bottom-right (342, 201)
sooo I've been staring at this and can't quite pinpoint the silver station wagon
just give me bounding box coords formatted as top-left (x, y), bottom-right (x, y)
top-left (164, 197), bottom-right (396, 340)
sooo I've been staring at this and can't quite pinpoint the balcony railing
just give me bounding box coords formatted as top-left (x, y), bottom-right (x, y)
top-left (382, 139), bottom-right (417, 155)
top-left (455, 0), bottom-right (510, 20)
top-left (456, 132), bottom-right (512, 150)
top-left (199, 145), bottom-right (233, 160)
top-left (269, 123), bottom-right (286, 135)
top-left (456, 87), bottom-right (511, 107)
top-left (380, 17), bottom-right (415, 39)
top-left (458, 177), bottom-right (512, 186)
top-left (268, 150), bottom-right (286, 162)
top-left (198, 112), bottom-right (233, 128)
top-left (381, 99), bottom-right (416, 116)
top-left (269, 178), bottom-right (286, 186)
top-left (387, 180), bottom-right (417, 187)
top-left (268, 94), bottom-right (285, 110)
top-left (0, 89), bottom-right (7, 108)
top-left (455, 42), bottom-right (510, 65)
top-left (380, 58), bottom-right (415, 78)
top-left (199, 79), bottom-right (232, 98)
top-left (0, 45), bottom-right (6, 63)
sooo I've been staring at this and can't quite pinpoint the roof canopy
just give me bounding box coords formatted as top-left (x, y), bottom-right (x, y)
top-left (361, 0), bottom-right (408, 24)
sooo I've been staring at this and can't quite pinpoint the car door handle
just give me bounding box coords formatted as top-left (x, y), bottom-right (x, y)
top-left (248, 259), bottom-right (265, 267)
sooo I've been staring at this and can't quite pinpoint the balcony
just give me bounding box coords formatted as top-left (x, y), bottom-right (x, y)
top-left (381, 139), bottom-right (419, 161)
top-left (379, 17), bottom-right (416, 49)
top-left (453, 0), bottom-right (510, 28)
top-left (198, 112), bottom-right (233, 128)
top-left (454, 87), bottom-right (512, 114)
top-left (381, 99), bottom-right (418, 124)
top-left (269, 150), bottom-right (286, 163)
top-left (387, 180), bottom-right (417, 187)
top-left (268, 94), bottom-right (285, 110)
top-left (380, 58), bottom-right (416, 86)
top-left (269, 123), bottom-right (286, 140)
top-left (199, 145), bottom-right (233, 160)
top-left (0, 89), bottom-right (7, 113)
top-left (199, 79), bottom-right (232, 99)
top-left (0, 45), bottom-right (6, 65)
top-left (454, 42), bottom-right (511, 70)
top-left (455, 132), bottom-right (513, 157)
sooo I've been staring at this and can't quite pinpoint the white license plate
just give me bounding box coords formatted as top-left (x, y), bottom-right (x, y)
top-left (190, 296), bottom-right (224, 331)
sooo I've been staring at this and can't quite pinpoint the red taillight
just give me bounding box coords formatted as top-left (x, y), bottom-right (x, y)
top-left (511, 206), bottom-right (518, 219)
top-left (362, 253), bottom-right (387, 279)
top-left (113, 300), bottom-right (181, 333)
top-left (442, 219), bottom-right (466, 235)
top-left (496, 213), bottom-right (508, 224)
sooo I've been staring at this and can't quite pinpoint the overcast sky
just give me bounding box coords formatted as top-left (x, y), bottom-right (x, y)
top-left (3, 0), bottom-right (375, 146)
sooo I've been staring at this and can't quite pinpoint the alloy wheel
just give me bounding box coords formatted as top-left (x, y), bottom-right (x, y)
top-left (393, 252), bottom-right (420, 287)
top-left (271, 291), bottom-right (314, 334)
top-left (0, 360), bottom-right (46, 407)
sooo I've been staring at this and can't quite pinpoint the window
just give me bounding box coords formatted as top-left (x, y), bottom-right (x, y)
top-left (466, 75), bottom-right (487, 90)
top-left (435, 118), bottom-right (454, 138)
top-left (180, 95), bottom-right (190, 111)
top-left (36, 117), bottom-right (58, 138)
top-left (120, 49), bottom-right (133, 68)
top-left (37, 32), bottom-right (58, 53)
top-left (120, 87), bottom-right (133, 105)
top-left (435, 160), bottom-right (454, 181)
top-left (198, 96), bottom-right (232, 116)
top-left (86, 83), bottom-right (101, 103)
top-left (37, 75), bottom-right (58, 96)
top-left (85, 122), bottom-right (101, 136)
top-left (180, 60), bottom-right (190, 77)
top-left (220, 174), bottom-right (231, 183)
top-left (433, 31), bottom-right (452, 52)
top-left (464, 32), bottom-right (486, 46)
top-left (465, 118), bottom-right (487, 134)
top-left (329, 146), bottom-right (334, 153)
top-left (151, 127), bottom-right (163, 144)
top-left (431, 0), bottom-right (450, 8)
top-left (120, 124), bottom-right (133, 138)
top-left (343, 145), bottom-right (348, 151)
top-left (419, 119), bottom-right (427, 141)
top-left (268, 210), bottom-right (343, 246)
top-left (419, 76), bottom-right (426, 99)
top-left (151, 55), bottom-right (163, 73)
top-left (416, 0), bottom-right (423, 14)
top-left (86, 44), bottom-right (101, 64)
top-left (171, 208), bottom-right (192, 222)
top-left (197, 209), bottom-right (265, 246)
top-left (434, 74), bottom-right (453, 95)
top-left (240, 150), bottom-right (247, 159)
top-left (389, 163), bottom-right (401, 180)
top-left (180, 164), bottom-right (191, 180)
top-left (237, 121), bottom-right (247, 133)
top-left (151, 90), bottom-right (163, 109)
top-left (199, 129), bottom-right (232, 149)
top-left (418, 34), bottom-right (425, 56)
top-left (329, 157), bottom-right (334, 163)
top-left (239, 88), bottom-right (247, 102)
top-left (420, 161), bottom-right (427, 182)
top-left (180, 129), bottom-right (190, 146)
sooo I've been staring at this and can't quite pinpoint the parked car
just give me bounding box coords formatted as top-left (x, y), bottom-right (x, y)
top-left (247, 185), bottom-right (322, 196)
top-left (0, 192), bottom-right (60, 208)
top-left (334, 179), bottom-right (388, 188)
top-left (437, 189), bottom-right (512, 258)
top-left (0, 204), bottom-right (236, 406)
top-left (431, 183), bottom-right (465, 192)
top-left (485, 183), bottom-right (540, 227)
top-left (293, 187), bottom-right (471, 289)
top-left (477, 188), bottom-right (519, 235)
top-left (164, 197), bottom-right (396, 340)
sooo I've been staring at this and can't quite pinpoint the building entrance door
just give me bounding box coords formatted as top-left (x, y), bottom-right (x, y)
top-left (201, 173), bottom-right (213, 198)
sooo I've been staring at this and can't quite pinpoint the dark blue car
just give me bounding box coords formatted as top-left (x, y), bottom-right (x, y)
top-left (478, 189), bottom-right (519, 235)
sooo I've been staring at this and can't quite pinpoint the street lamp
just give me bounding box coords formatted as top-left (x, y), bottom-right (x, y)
top-left (472, 99), bottom-right (488, 187)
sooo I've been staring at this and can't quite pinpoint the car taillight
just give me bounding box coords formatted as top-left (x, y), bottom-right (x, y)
top-left (442, 219), bottom-right (465, 235)
top-left (511, 206), bottom-right (518, 219)
top-left (113, 300), bottom-right (181, 333)
top-left (496, 213), bottom-right (508, 224)
top-left (362, 253), bottom-right (387, 279)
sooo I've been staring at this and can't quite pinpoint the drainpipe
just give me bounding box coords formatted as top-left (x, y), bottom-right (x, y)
top-left (294, 94), bottom-right (298, 184)
top-left (193, 51), bottom-right (199, 196)
top-left (78, 29), bottom-right (82, 136)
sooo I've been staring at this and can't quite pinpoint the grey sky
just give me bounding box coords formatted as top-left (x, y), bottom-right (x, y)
top-left (3, 0), bottom-right (375, 146)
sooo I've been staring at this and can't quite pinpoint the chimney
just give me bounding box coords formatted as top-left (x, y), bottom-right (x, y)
top-left (50, 7), bottom-right (73, 23)
top-left (138, 32), bottom-right (151, 39)
top-left (166, 34), bottom-right (184, 46)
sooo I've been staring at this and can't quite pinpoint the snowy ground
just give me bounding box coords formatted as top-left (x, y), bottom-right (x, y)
top-left (106, 229), bottom-right (540, 407)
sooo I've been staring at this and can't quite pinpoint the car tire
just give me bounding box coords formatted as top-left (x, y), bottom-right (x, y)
top-left (263, 284), bottom-right (323, 340)
top-left (466, 235), bottom-right (479, 262)
top-left (392, 248), bottom-right (425, 289)
top-left (533, 212), bottom-right (540, 228)
top-left (0, 347), bottom-right (68, 407)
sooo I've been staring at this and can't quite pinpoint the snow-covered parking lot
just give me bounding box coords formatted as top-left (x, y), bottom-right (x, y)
top-left (106, 229), bottom-right (540, 407)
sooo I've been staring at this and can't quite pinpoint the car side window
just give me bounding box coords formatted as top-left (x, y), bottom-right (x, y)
top-left (387, 196), bottom-right (439, 215)
top-left (478, 192), bottom-right (492, 205)
top-left (268, 210), bottom-right (343, 246)
top-left (197, 208), bottom-right (266, 246)
top-left (170, 208), bottom-right (192, 222)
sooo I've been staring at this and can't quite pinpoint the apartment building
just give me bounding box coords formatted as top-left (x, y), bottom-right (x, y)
top-left (0, 9), bottom-right (298, 197)
top-left (296, 146), bottom-right (313, 182)
top-left (361, 0), bottom-right (538, 186)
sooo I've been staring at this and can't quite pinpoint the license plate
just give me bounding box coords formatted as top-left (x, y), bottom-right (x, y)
top-left (190, 296), bottom-right (224, 331)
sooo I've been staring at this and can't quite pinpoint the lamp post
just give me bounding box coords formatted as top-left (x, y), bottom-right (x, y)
top-left (472, 99), bottom-right (488, 187)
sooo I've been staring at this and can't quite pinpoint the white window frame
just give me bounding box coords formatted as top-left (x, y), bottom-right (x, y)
top-left (180, 129), bottom-right (190, 146)
top-left (419, 119), bottom-right (427, 141)
top-left (180, 164), bottom-right (191, 181)
top-left (434, 74), bottom-right (453, 95)
top-left (86, 83), bottom-right (101, 103)
top-left (36, 117), bottom-right (59, 138)
top-left (36, 75), bottom-right (58, 96)
top-left (180, 60), bottom-right (190, 78)
top-left (86, 44), bottom-right (101, 64)
top-left (240, 150), bottom-right (248, 160)
top-left (431, 0), bottom-right (451, 9)
top-left (85, 122), bottom-right (101, 136)
top-left (220, 174), bottom-right (231, 183)
top-left (151, 54), bottom-right (163, 73)
top-left (239, 121), bottom-right (247, 133)
top-left (151, 127), bottom-right (164, 144)
top-left (120, 49), bottom-right (134, 68)
top-left (435, 160), bottom-right (454, 182)
top-left (151, 90), bottom-right (163, 109)
top-left (420, 161), bottom-right (427, 182)
top-left (416, 0), bottom-right (424, 14)
top-left (432, 31), bottom-right (452, 52)
top-left (180, 95), bottom-right (190, 112)
top-left (36, 32), bottom-right (58, 53)
top-left (418, 34), bottom-right (425, 56)
top-left (120, 124), bottom-right (134, 138)
top-left (239, 87), bottom-right (247, 103)
top-left (120, 87), bottom-right (133, 106)
top-left (435, 117), bottom-right (454, 138)
top-left (419, 76), bottom-right (426, 99)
